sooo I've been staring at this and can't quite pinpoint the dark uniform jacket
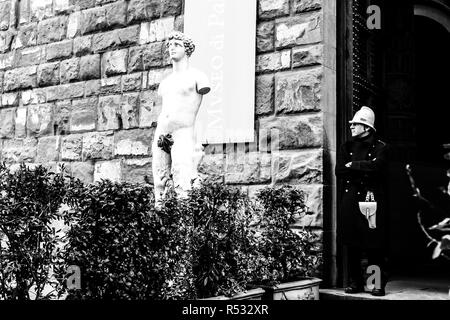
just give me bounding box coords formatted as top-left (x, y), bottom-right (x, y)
top-left (335, 133), bottom-right (390, 249)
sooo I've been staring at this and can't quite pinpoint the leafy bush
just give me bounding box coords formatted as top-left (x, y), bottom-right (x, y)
top-left (251, 186), bottom-right (323, 286)
top-left (0, 163), bottom-right (67, 300)
top-left (187, 182), bottom-right (257, 298)
top-left (59, 180), bottom-right (195, 300)
top-left (0, 164), bottom-right (323, 300)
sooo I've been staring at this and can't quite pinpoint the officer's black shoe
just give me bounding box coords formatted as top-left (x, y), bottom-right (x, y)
top-left (371, 287), bottom-right (385, 296)
top-left (344, 284), bottom-right (364, 294)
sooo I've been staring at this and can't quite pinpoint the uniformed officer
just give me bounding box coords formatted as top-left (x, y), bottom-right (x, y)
top-left (335, 106), bottom-right (390, 296)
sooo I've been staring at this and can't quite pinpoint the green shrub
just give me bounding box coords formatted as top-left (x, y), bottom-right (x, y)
top-left (0, 163), bottom-right (68, 300)
top-left (187, 182), bottom-right (257, 298)
top-left (59, 180), bottom-right (195, 300)
top-left (251, 186), bottom-right (323, 286)
top-left (0, 163), bottom-right (322, 300)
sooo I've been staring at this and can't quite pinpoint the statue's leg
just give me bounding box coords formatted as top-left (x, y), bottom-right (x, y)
top-left (171, 128), bottom-right (198, 197)
top-left (151, 136), bottom-right (171, 206)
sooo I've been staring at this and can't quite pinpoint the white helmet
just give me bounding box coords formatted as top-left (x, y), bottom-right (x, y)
top-left (349, 106), bottom-right (376, 131)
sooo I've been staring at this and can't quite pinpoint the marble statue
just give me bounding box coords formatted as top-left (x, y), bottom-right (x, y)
top-left (152, 31), bottom-right (211, 205)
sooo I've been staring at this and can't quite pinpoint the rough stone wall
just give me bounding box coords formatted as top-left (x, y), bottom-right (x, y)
top-left (201, 0), bottom-right (336, 256)
top-left (0, 0), bottom-right (184, 184)
top-left (0, 0), bottom-right (336, 255)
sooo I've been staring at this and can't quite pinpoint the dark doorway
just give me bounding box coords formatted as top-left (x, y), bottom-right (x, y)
top-left (336, 0), bottom-right (450, 289)
top-left (387, 13), bottom-right (450, 277)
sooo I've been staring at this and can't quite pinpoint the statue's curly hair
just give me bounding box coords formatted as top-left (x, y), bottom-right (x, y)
top-left (166, 31), bottom-right (196, 57)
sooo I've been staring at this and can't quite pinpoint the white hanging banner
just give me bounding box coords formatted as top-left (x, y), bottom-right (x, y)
top-left (184, 0), bottom-right (257, 144)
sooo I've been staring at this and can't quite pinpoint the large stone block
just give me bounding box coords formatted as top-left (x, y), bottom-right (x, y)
top-left (256, 74), bottom-right (274, 116)
top-left (275, 67), bottom-right (322, 114)
top-left (37, 62), bottom-right (60, 87)
top-left (16, 45), bottom-right (46, 67)
top-left (19, 0), bottom-right (30, 25)
top-left (79, 54), bottom-right (100, 80)
top-left (54, 0), bottom-right (72, 15)
top-left (15, 106), bottom-right (27, 138)
top-left (61, 134), bottom-right (83, 161)
top-left (59, 82), bottom-right (84, 99)
top-left (140, 17), bottom-right (174, 45)
top-left (1, 138), bottom-right (37, 163)
top-left (105, 1), bottom-right (126, 28)
top-left (30, 0), bottom-right (53, 22)
top-left (256, 22), bottom-right (274, 53)
top-left (80, 7), bottom-right (106, 35)
top-left (94, 160), bottom-right (122, 183)
top-left (127, 0), bottom-right (161, 24)
top-left (272, 149), bottom-right (323, 184)
top-left (12, 23), bottom-right (38, 49)
top-left (114, 128), bottom-right (153, 156)
top-left (70, 161), bottom-right (94, 184)
top-left (0, 51), bottom-right (14, 70)
top-left (21, 88), bottom-right (46, 105)
top-left (74, 35), bottom-right (92, 56)
top-left (7, 0), bottom-right (17, 29)
top-left (26, 103), bottom-right (54, 136)
top-left (0, 108), bottom-right (15, 138)
top-left (198, 154), bottom-right (225, 184)
top-left (259, 114), bottom-right (323, 151)
top-left (91, 26), bottom-right (139, 53)
top-left (142, 42), bottom-right (164, 69)
top-left (0, 30), bottom-right (15, 53)
top-left (292, 0), bottom-right (322, 13)
top-left (60, 58), bottom-right (80, 83)
top-left (99, 76), bottom-right (121, 95)
top-left (292, 44), bottom-right (323, 68)
top-left (256, 51), bottom-right (291, 73)
top-left (67, 11), bottom-right (81, 39)
top-left (46, 40), bottom-right (73, 61)
top-left (69, 0), bottom-right (95, 10)
top-left (225, 151), bottom-right (271, 184)
top-left (139, 90), bottom-right (162, 128)
top-left (122, 158), bottom-right (152, 184)
top-left (37, 136), bottom-right (61, 162)
top-left (127, 46), bottom-right (143, 72)
top-left (161, 0), bottom-right (183, 16)
top-left (70, 97), bottom-right (97, 132)
top-left (1, 92), bottom-right (18, 106)
top-left (258, 0), bottom-right (289, 19)
top-left (85, 79), bottom-right (100, 97)
top-left (46, 82), bottom-right (84, 101)
top-left (37, 16), bottom-right (68, 44)
top-left (0, 1), bottom-right (11, 30)
top-left (122, 72), bottom-right (142, 92)
top-left (98, 95), bottom-right (120, 131)
top-left (101, 49), bottom-right (127, 77)
top-left (82, 131), bottom-right (114, 160)
top-left (121, 93), bottom-right (140, 129)
top-left (4, 66), bottom-right (37, 91)
top-left (54, 100), bottom-right (71, 134)
top-left (275, 11), bottom-right (322, 48)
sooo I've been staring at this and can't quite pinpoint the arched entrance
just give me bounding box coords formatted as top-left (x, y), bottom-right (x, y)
top-left (335, 0), bottom-right (450, 293)
top-left (387, 4), bottom-right (450, 278)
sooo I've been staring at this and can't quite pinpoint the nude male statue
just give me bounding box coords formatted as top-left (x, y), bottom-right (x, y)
top-left (152, 31), bottom-right (210, 205)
